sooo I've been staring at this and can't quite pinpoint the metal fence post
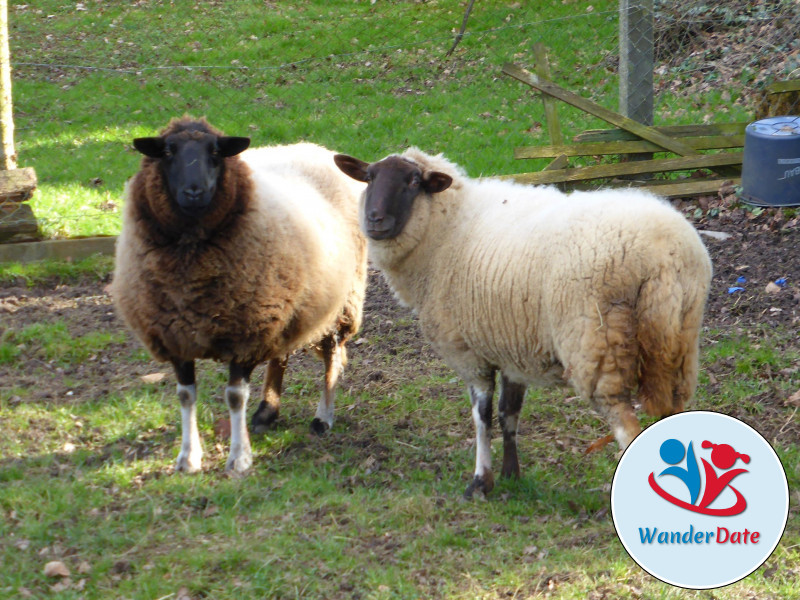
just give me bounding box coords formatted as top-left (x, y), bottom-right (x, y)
top-left (619, 0), bottom-right (654, 127)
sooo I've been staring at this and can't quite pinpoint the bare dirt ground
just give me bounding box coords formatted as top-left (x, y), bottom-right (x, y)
top-left (1, 200), bottom-right (799, 447)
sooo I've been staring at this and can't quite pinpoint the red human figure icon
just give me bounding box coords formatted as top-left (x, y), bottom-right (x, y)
top-left (698, 441), bottom-right (750, 512)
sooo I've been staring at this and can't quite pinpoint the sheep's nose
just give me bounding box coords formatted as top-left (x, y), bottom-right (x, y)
top-left (367, 209), bottom-right (383, 224)
top-left (183, 188), bottom-right (206, 204)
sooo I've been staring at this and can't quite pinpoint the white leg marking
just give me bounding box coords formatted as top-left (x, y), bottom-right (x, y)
top-left (315, 343), bottom-right (343, 428)
top-left (615, 424), bottom-right (637, 451)
top-left (472, 401), bottom-right (493, 478)
top-left (176, 383), bottom-right (202, 473)
top-left (226, 383), bottom-right (253, 473)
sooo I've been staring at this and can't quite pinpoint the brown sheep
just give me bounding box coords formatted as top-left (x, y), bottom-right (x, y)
top-left (112, 117), bottom-right (367, 473)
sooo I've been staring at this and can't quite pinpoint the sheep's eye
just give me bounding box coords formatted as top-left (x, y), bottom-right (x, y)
top-left (409, 174), bottom-right (421, 187)
top-left (164, 144), bottom-right (175, 159)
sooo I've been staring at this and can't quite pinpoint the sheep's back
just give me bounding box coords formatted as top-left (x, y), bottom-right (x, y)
top-left (419, 184), bottom-right (710, 383)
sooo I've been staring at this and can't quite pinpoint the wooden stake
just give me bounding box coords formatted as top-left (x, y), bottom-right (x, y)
top-left (0, 0), bottom-right (16, 170)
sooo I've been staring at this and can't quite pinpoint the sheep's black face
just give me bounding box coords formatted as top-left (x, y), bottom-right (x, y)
top-left (134, 132), bottom-right (250, 217)
top-left (334, 154), bottom-right (452, 240)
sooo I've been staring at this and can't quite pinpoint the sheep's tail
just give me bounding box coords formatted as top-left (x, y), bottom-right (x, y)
top-left (635, 260), bottom-right (710, 418)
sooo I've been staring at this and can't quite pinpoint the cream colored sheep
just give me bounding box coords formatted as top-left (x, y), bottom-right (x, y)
top-left (112, 117), bottom-right (367, 474)
top-left (335, 148), bottom-right (712, 498)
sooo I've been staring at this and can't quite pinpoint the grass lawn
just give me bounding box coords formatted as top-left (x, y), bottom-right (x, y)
top-left (1, 2), bottom-right (795, 599)
top-left (0, 257), bottom-right (798, 599)
top-left (9, 0), bottom-right (752, 238)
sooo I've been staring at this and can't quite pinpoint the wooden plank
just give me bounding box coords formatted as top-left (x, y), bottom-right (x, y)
top-left (515, 134), bottom-right (745, 160)
top-left (533, 43), bottom-right (563, 146)
top-left (0, 201), bottom-right (37, 241)
top-left (502, 63), bottom-right (699, 156)
top-left (544, 155), bottom-right (568, 170)
top-left (503, 151), bottom-right (743, 186)
top-left (638, 178), bottom-right (741, 199)
top-left (0, 166), bottom-right (36, 202)
top-left (552, 177), bottom-right (741, 198)
top-left (0, 235), bottom-right (116, 263)
top-left (574, 122), bottom-right (748, 143)
top-left (766, 80), bottom-right (800, 94)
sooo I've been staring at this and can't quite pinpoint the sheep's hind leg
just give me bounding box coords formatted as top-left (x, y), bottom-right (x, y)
top-left (498, 375), bottom-right (526, 479)
top-left (173, 360), bottom-right (203, 473)
top-left (251, 358), bottom-right (288, 434)
top-left (596, 393), bottom-right (641, 452)
top-left (311, 334), bottom-right (344, 435)
top-left (464, 374), bottom-right (496, 499)
top-left (226, 361), bottom-right (256, 473)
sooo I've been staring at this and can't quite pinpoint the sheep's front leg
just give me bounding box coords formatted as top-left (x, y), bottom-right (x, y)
top-left (226, 361), bottom-right (256, 473)
top-left (498, 375), bottom-right (526, 479)
top-left (464, 375), bottom-right (496, 499)
top-left (251, 357), bottom-right (288, 434)
top-left (311, 334), bottom-right (344, 435)
top-left (172, 360), bottom-right (203, 473)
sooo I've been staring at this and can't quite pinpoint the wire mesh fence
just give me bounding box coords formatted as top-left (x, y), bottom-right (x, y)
top-left (2, 0), bottom-right (800, 241)
top-left (653, 0), bottom-right (800, 119)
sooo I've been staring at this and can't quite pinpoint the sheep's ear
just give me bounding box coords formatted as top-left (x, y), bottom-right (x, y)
top-left (133, 137), bottom-right (166, 158)
top-left (334, 154), bottom-right (370, 182)
top-left (423, 171), bottom-right (452, 194)
top-left (218, 136), bottom-right (250, 157)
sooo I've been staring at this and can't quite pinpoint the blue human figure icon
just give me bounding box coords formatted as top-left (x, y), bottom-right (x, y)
top-left (658, 438), bottom-right (701, 505)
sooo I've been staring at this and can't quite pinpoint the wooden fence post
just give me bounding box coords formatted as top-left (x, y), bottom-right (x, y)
top-left (0, 0), bottom-right (16, 170)
top-left (0, 0), bottom-right (39, 245)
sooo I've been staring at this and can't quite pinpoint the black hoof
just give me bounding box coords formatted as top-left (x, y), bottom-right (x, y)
top-left (310, 418), bottom-right (330, 436)
top-left (501, 456), bottom-right (520, 480)
top-left (463, 473), bottom-right (494, 500)
top-left (251, 400), bottom-right (279, 434)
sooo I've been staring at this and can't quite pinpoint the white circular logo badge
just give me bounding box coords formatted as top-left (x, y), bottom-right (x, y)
top-left (611, 411), bottom-right (789, 589)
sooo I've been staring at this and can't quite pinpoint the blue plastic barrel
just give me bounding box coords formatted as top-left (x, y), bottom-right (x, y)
top-left (741, 116), bottom-right (800, 207)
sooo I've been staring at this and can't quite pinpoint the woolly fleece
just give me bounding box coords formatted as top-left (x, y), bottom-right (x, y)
top-left (366, 148), bottom-right (712, 431)
top-left (112, 121), bottom-right (367, 369)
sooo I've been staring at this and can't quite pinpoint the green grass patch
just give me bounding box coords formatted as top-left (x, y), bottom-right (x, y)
top-left (2, 328), bottom-right (797, 598)
top-left (8, 0), bottom-right (753, 239)
top-left (0, 254), bottom-right (114, 287)
top-left (1, 321), bottom-right (126, 367)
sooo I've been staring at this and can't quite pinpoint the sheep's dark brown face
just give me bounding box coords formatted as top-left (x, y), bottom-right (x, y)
top-left (134, 130), bottom-right (250, 217)
top-left (334, 154), bottom-right (452, 240)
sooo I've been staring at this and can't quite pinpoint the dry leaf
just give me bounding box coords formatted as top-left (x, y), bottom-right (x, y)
top-left (177, 587), bottom-right (193, 600)
top-left (43, 560), bottom-right (70, 578)
top-left (585, 434), bottom-right (614, 455)
top-left (13, 538), bottom-right (30, 551)
top-left (77, 560), bottom-right (92, 574)
top-left (141, 372), bottom-right (167, 384)
top-left (50, 579), bottom-right (72, 592)
top-left (786, 389), bottom-right (800, 407)
top-left (765, 281), bottom-right (782, 294)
